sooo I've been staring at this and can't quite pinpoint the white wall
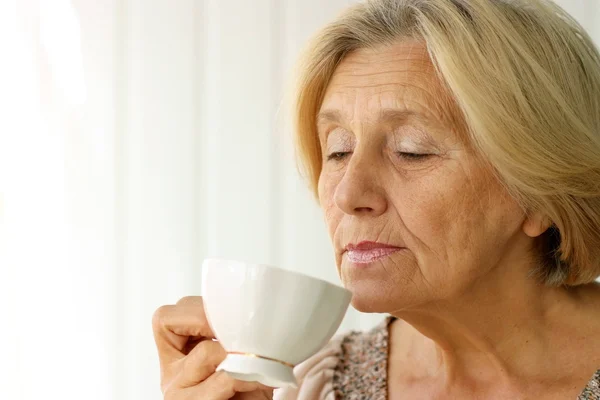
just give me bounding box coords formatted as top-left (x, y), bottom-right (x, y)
top-left (2, 1), bottom-right (599, 399)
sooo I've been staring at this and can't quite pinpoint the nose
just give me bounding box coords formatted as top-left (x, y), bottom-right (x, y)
top-left (333, 153), bottom-right (388, 217)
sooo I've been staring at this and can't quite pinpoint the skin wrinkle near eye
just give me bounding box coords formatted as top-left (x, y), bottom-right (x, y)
top-left (391, 126), bottom-right (440, 155)
top-left (325, 128), bottom-right (355, 158)
top-left (319, 108), bottom-right (453, 160)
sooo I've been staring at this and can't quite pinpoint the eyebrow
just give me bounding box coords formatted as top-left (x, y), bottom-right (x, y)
top-left (317, 108), bottom-right (422, 125)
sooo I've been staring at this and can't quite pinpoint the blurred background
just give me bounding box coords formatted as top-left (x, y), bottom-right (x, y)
top-left (0, 0), bottom-right (599, 399)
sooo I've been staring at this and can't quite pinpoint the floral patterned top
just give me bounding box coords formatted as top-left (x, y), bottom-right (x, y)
top-left (275, 316), bottom-right (600, 400)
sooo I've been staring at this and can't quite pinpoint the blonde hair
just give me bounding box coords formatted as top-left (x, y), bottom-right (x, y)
top-left (293, 0), bottom-right (600, 286)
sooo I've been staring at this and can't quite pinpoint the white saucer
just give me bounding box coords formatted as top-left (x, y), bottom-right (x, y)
top-left (217, 353), bottom-right (298, 389)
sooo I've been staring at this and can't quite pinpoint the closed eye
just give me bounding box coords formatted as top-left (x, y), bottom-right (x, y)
top-left (327, 152), bottom-right (351, 161)
top-left (396, 152), bottom-right (431, 161)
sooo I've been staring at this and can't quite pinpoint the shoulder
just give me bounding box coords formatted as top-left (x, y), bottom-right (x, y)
top-left (274, 316), bottom-right (393, 400)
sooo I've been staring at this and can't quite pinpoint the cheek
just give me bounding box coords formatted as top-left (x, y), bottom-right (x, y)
top-left (391, 164), bottom-right (523, 268)
top-left (386, 163), bottom-right (475, 254)
top-left (389, 181), bottom-right (455, 247)
top-left (318, 171), bottom-right (342, 238)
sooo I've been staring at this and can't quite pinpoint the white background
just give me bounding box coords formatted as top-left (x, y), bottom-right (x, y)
top-left (0, 1), bottom-right (598, 399)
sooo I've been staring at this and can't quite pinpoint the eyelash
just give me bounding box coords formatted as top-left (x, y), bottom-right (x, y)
top-left (396, 152), bottom-right (431, 161)
top-left (325, 152), bottom-right (431, 162)
top-left (326, 152), bottom-right (351, 161)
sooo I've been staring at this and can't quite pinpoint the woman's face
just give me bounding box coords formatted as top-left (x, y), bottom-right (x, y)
top-left (317, 41), bottom-right (531, 313)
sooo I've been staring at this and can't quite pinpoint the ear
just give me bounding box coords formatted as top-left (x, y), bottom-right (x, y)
top-left (522, 212), bottom-right (553, 238)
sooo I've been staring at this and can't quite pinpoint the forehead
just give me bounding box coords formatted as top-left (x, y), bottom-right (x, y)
top-left (321, 41), bottom-right (458, 126)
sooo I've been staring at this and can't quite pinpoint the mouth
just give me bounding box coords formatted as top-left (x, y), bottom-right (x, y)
top-left (344, 241), bottom-right (404, 265)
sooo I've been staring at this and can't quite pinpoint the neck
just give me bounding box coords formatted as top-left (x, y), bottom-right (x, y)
top-left (388, 254), bottom-right (596, 394)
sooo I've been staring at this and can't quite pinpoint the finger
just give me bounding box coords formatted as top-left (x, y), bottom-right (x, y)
top-left (178, 371), bottom-right (263, 400)
top-left (176, 297), bottom-right (215, 355)
top-left (175, 296), bottom-right (204, 307)
top-left (176, 339), bottom-right (227, 388)
top-left (152, 299), bottom-right (215, 366)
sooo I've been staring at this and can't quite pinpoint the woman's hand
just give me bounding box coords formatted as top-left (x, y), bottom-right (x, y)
top-left (153, 296), bottom-right (274, 399)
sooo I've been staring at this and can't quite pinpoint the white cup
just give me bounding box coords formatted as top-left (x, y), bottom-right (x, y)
top-left (201, 258), bottom-right (352, 388)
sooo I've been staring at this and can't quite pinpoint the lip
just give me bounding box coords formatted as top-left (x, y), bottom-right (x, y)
top-left (344, 241), bottom-right (404, 265)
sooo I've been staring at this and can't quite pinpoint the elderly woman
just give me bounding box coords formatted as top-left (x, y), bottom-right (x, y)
top-left (152, 0), bottom-right (600, 398)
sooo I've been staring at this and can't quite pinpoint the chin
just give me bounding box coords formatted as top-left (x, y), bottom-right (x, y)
top-left (351, 297), bottom-right (388, 313)
top-left (345, 279), bottom-right (396, 313)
